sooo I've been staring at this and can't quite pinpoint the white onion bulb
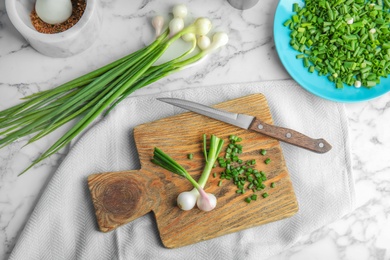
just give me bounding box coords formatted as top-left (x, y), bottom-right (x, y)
top-left (182, 33), bottom-right (196, 42)
top-left (177, 190), bottom-right (198, 210)
top-left (169, 17), bottom-right (184, 36)
top-left (195, 18), bottom-right (212, 36)
top-left (197, 35), bottom-right (211, 50)
top-left (196, 193), bottom-right (217, 212)
top-left (212, 32), bottom-right (229, 48)
top-left (173, 4), bottom-right (188, 19)
top-left (152, 16), bottom-right (164, 37)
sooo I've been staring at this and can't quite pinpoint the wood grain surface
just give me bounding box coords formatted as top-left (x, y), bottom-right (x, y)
top-left (88, 93), bottom-right (299, 248)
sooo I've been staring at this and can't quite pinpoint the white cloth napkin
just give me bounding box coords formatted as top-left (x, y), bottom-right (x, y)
top-left (10, 80), bottom-right (355, 260)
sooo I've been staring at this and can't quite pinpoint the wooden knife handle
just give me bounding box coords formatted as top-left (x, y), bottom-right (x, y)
top-left (249, 118), bottom-right (332, 153)
top-left (88, 169), bottom-right (161, 232)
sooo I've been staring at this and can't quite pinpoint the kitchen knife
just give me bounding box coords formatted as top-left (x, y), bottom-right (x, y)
top-left (157, 97), bottom-right (332, 153)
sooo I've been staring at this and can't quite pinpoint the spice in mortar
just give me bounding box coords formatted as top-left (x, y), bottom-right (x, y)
top-left (30, 0), bottom-right (86, 34)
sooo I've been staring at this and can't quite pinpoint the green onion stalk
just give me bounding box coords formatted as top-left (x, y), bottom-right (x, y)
top-left (0, 4), bottom-right (229, 175)
top-left (152, 134), bottom-right (224, 211)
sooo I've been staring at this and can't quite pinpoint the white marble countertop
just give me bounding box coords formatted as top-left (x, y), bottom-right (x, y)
top-left (1, 0), bottom-right (389, 259)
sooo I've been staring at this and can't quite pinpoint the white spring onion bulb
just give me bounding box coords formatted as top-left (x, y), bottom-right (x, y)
top-left (173, 4), bottom-right (188, 19)
top-left (177, 190), bottom-right (198, 210)
top-left (35, 0), bottom-right (72, 24)
top-left (195, 18), bottom-right (212, 36)
top-left (182, 33), bottom-right (196, 42)
top-left (152, 16), bottom-right (164, 37)
top-left (197, 35), bottom-right (211, 50)
top-left (196, 192), bottom-right (217, 212)
top-left (205, 32), bottom-right (229, 53)
top-left (169, 17), bottom-right (184, 36)
top-left (177, 188), bottom-right (217, 211)
top-left (182, 33), bottom-right (228, 69)
top-left (213, 32), bottom-right (229, 46)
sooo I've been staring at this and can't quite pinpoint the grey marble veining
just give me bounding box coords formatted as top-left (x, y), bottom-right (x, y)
top-left (1, 0), bottom-right (390, 259)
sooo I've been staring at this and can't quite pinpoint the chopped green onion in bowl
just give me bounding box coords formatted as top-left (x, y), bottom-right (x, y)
top-left (284, 0), bottom-right (390, 89)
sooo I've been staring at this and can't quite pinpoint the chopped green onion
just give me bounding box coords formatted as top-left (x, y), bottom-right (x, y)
top-left (293, 3), bottom-right (300, 12)
top-left (367, 80), bottom-right (377, 87)
top-left (188, 153), bottom-right (193, 159)
top-left (216, 134), bottom-right (272, 202)
top-left (286, 0), bottom-right (390, 88)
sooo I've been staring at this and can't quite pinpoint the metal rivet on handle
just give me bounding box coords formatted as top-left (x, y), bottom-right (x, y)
top-left (319, 142), bottom-right (324, 148)
top-left (286, 132), bottom-right (292, 138)
top-left (257, 124), bottom-right (264, 130)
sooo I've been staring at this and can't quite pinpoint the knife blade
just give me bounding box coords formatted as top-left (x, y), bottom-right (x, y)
top-left (157, 97), bottom-right (332, 153)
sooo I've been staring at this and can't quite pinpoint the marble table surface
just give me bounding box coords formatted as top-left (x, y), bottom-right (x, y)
top-left (1, 0), bottom-right (389, 259)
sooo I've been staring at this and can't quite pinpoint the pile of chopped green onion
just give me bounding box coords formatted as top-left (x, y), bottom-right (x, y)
top-left (0, 4), bottom-right (228, 175)
top-left (284, 0), bottom-right (390, 88)
top-left (216, 135), bottom-right (274, 203)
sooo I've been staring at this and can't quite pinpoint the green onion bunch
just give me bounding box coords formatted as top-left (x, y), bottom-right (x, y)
top-left (0, 4), bottom-right (229, 175)
top-left (152, 134), bottom-right (224, 212)
top-left (284, 0), bottom-right (390, 88)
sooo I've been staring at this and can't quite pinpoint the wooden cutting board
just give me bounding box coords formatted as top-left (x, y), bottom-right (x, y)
top-left (88, 93), bottom-right (298, 248)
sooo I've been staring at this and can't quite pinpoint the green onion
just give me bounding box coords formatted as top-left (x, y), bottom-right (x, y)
top-left (284, 19), bottom-right (293, 27)
top-left (287, 0), bottom-right (390, 88)
top-left (264, 158), bottom-right (271, 164)
top-left (152, 134), bottom-right (224, 212)
top-left (262, 193), bottom-right (269, 198)
top-left (188, 153), bottom-right (193, 160)
top-left (293, 3), bottom-right (300, 12)
top-left (216, 134), bottom-right (272, 203)
top-left (0, 6), bottom-right (229, 175)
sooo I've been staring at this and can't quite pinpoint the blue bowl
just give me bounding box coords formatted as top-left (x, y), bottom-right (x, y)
top-left (274, 0), bottom-right (390, 102)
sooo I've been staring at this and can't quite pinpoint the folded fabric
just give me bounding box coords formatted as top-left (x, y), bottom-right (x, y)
top-left (10, 79), bottom-right (354, 260)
